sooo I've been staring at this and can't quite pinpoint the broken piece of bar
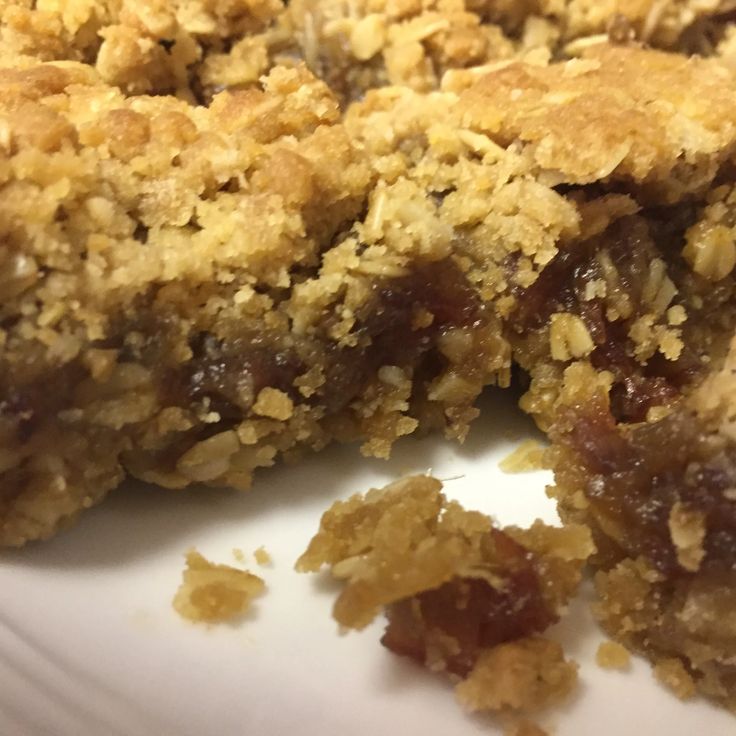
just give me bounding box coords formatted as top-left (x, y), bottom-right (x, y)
top-left (549, 334), bottom-right (736, 709)
top-left (3, 46), bottom-right (736, 551)
top-left (297, 475), bottom-right (590, 715)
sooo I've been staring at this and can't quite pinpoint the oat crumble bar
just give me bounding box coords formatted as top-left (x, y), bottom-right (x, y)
top-left (3, 46), bottom-right (736, 548)
top-left (1, 46), bottom-right (735, 543)
top-left (4, 0), bottom-right (736, 716)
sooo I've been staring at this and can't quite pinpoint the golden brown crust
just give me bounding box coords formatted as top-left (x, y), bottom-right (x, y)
top-left (459, 46), bottom-right (736, 192)
top-left (0, 0), bottom-right (733, 103)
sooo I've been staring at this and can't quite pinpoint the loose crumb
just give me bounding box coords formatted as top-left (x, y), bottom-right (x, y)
top-left (173, 549), bottom-right (266, 624)
top-left (653, 658), bottom-right (697, 700)
top-left (596, 641), bottom-right (631, 670)
top-left (499, 440), bottom-right (547, 473)
top-left (254, 546), bottom-right (272, 566)
top-left (232, 548), bottom-right (246, 563)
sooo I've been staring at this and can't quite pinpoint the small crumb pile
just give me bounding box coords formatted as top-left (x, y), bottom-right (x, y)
top-left (297, 475), bottom-right (593, 720)
top-left (173, 549), bottom-right (266, 624)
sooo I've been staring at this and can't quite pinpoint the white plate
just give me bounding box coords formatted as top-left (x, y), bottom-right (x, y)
top-left (0, 390), bottom-right (732, 736)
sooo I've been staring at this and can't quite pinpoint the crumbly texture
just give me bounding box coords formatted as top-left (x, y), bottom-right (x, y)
top-left (596, 641), bottom-right (631, 670)
top-left (3, 47), bottom-right (736, 548)
top-left (297, 475), bottom-right (590, 714)
top-left (456, 637), bottom-right (578, 713)
top-left (173, 548), bottom-right (266, 623)
top-left (286, 0), bottom-right (736, 100)
top-left (0, 0), bottom-right (283, 98)
top-left (0, 0), bottom-right (733, 105)
top-left (549, 337), bottom-right (736, 709)
top-left (4, 5), bottom-right (736, 717)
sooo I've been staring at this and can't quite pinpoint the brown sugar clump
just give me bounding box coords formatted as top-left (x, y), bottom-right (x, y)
top-left (596, 641), bottom-right (631, 670)
top-left (298, 475), bottom-right (591, 713)
top-left (173, 549), bottom-right (266, 624)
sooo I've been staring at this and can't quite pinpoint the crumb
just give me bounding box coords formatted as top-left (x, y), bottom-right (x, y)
top-left (499, 439), bottom-right (547, 473)
top-left (232, 548), bottom-right (246, 563)
top-left (254, 546), bottom-right (272, 566)
top-left (596, 641), bottom-right (631, 670)
top-left (173, 549), bottom-right (266, 624)
top-left (653, 658), bottom-right (697, 700)
top-left (667, 502), bottom-right (706, 572)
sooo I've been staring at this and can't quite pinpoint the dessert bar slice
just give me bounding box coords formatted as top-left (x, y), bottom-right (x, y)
top-left (0, 60), bottom-right (507, 545)
top-left (2, 45), bottom-right (736, 550)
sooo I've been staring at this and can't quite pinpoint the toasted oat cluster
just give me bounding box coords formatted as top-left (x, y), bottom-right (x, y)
top-left (3, 0), bottom-right (736, 717)
top-left (297, 475), bottom-right (588, 715)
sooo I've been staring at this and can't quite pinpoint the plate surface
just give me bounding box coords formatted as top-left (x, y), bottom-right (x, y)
top-left (0, 390), bottom-right (732, 736)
